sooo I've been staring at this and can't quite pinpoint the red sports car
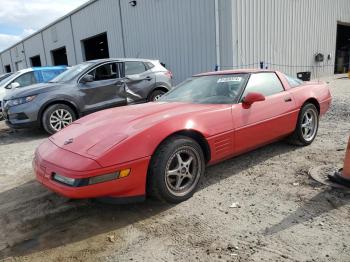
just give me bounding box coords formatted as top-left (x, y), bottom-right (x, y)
top-left (34, 70), bottom-right (331, 203)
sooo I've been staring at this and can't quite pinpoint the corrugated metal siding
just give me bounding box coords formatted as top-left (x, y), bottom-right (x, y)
top-left (218, 0), bottom-right (234, 69)
top-left (232, 0), bottom-right (350, 77)
top-left (0, 0), bottom-right (349, 80)
top-left (10, 43), bottom-right (26, 70)
top-left (23, 33), bottom-right (47, 67)
top-left (0, 51), bottom-right (12, 72)
top-left (120, 0), bottom-right (216, 84)
top-left (42, 17), bottom-right (76, 65)
top-left (70, 0), bottom-right (124, 63)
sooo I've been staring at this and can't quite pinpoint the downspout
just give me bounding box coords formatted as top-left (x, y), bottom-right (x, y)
top-left (215, 0), bottom-right (221, 70)
top-left (22, 41), bottom-right (28, 68)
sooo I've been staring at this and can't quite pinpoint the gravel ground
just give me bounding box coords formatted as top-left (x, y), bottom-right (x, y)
top-left (0, 78), bottom-right (349, 262)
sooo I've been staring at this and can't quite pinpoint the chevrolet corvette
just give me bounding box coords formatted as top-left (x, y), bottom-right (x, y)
top-left (34, 69), bottom-right (331, 203)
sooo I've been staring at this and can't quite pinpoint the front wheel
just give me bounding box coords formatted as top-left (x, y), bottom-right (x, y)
top-left (147, 135), bottom-right (205, 203)
top-left (42, 104), bottom-right (76, 134)
top-left (288, 103), bottom-right (319, 146)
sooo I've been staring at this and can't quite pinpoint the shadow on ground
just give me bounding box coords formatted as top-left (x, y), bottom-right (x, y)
top-left (0, 125), bottom-right (47, 146)
top-left (0, 141), bottom-right (302, 259)
top-left (264, 189), bottom-right (350, 235)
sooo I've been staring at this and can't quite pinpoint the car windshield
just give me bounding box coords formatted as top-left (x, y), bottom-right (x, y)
top-left (49, 63), bottom-right (92, 83)
top-left (160, 74), bottom-right (248, 104)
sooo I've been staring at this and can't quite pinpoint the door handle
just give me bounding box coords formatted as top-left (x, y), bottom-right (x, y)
top-left (284, 97), bottom-right (292, 102)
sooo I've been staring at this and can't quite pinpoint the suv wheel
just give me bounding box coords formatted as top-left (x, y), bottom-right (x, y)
top-left (149, 89), bottom-right (166, 102)
top-left (42, 104), bottom-right (76, 134)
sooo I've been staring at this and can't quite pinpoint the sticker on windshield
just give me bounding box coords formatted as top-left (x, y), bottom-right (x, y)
top-left (217, 77), bottom-right (242, 83)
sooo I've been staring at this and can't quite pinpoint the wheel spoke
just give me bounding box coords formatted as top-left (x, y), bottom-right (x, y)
top-left (183, 156), bottom-right (193, 167)
top-left (175, 176), bottom-right (184, 189)
top-left (176, 153), bottom-right (183, 166)
top-left (167, 168), bottom-right (180, 177)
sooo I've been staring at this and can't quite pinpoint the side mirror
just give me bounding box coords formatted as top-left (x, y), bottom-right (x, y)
top-left (242, 92), bottom-right (265, 107)
top-left (81, 74), bottom-right (94, 83)
top-left (6, 82), bottom-right (20, 89)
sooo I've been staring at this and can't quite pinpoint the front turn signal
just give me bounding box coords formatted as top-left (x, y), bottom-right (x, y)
top-left (119, 169), bottom-right (131, 178)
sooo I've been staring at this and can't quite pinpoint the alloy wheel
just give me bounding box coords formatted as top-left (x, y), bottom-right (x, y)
top-left (164, 147), bottom-right (202, 197)
top-left (301, 108), bottom-right (318, 142)
top-left (49, 109), bottom-right (73, 132)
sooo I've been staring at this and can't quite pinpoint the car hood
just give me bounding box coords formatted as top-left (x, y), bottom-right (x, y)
top-left (3, 82), bottom-right (67, 100)
top-left (50, 102), bottom-right (218, 158)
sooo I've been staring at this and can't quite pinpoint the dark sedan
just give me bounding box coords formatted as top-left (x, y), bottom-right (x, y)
top-left (2, 58), bottom-right (172, 134)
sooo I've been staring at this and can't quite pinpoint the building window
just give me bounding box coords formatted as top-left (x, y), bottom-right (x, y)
top-left (51, 47), bottom-right (68, 66)
top-left (30, 55), bottom-right (42, 67)
top-left (4, 65), bottom-right (11, 73)
top-left (82, 32), bottom-right (109, 61)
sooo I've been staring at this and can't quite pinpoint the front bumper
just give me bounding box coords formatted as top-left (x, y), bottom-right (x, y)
top-left (34, 139), bottom-right (151, 199)
top-left (3, 101), bottom-right (40, 128)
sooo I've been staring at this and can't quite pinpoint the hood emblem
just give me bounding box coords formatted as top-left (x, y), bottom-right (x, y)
top-left (64, 138), bottom-right (74, 145)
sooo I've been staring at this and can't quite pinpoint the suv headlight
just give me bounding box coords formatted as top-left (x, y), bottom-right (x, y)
top-left (7, 95), bottom-right (36, 107)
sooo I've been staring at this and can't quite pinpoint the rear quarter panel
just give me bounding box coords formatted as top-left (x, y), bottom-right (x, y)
top-left (287, 81), bottom-right (332, 116)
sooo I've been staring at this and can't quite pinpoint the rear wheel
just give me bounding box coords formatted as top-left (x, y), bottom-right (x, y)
top-left (148, 89), bottom-right (166, 102)
top-left (288, 103), bottom-right (319, 146)
top-left (148, 135), bottom-right (205, 203)
top-left (42, 104), bottom-right (76, 134)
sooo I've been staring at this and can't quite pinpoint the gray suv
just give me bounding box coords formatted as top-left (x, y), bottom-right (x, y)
top-left (2, 58), bottom-right (172, 134)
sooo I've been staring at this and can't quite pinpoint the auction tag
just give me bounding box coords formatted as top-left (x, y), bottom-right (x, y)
top-left (217, 77), bottom-right (242, 83)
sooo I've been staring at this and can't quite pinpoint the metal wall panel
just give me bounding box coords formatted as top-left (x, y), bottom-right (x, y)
top-left (219, 0), bottom-right (234, 69)
top-left (0, 51), bottom-right (12, 73)
top-left (23, 33), bottom-right (47, 67)
top-left (10, 43), bottom-right (27, 70)
top-left (232, 0), bottom-right (350, 77)
top-left (70, 0), bottom-right (125, 63)
top-left (42, 17), bottom-right (76, 65)
top-left (120, 0), bottom-right (217, 84)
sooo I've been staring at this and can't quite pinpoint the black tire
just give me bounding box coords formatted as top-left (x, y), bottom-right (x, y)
top-left (148, 89), bottom-right (166, 102)
top-left (42, 104), bottom-right (76, 134)
top-left (287, 103), bottom-right (319, 146)
top-left (147, 135), bottom-right (205, 203)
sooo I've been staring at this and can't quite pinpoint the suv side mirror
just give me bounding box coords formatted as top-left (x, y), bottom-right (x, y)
top-left (242, 92), bottom-right (265, 107)
top-left (81, 74), bottom-right (94, 83)
top-left (6, 82), bottom-right (20, 89)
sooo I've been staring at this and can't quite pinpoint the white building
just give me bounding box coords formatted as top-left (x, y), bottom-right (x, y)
top-left (0, 0), bottom-right (350, 83)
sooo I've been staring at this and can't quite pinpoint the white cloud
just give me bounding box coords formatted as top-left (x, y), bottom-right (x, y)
top-left (0, 0), bottom-right (88, 29)
top-left (0, 29), bottom-right (35, 51)
top-left (0, 0), bottom-right (88, 51)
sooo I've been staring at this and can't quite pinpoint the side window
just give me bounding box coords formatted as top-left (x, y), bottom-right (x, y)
top-left (41, 70), bottom-right (64, 82)
top-left (285, 74), bottom-right (303, 88)
top-left (243, 73), bottom-right (284, 98)
top-left (90, 63), bottom-right (118, 81)
top-left (145, 62), bottom-right (155, 70)
top-left (125, 61), bottom-right (147, 75)
top-left (12, 72), bottom-right (36, 88)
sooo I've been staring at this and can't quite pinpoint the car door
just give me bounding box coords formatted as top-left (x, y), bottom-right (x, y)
top-left (124, 61), bottom-right (156, 102)
top-left (78, 62), bottom-right (126, 114)
top-left (232, 72), bottom-right (298, 154)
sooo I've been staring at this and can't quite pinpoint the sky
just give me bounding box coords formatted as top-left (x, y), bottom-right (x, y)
top-left (0, 0), bottom-right (89, 52)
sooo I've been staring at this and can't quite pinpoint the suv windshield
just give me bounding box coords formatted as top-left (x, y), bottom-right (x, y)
top-left (49, 63), bottom-right (92, 83)
top-left (160, 74), bottom-right (248, 104)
